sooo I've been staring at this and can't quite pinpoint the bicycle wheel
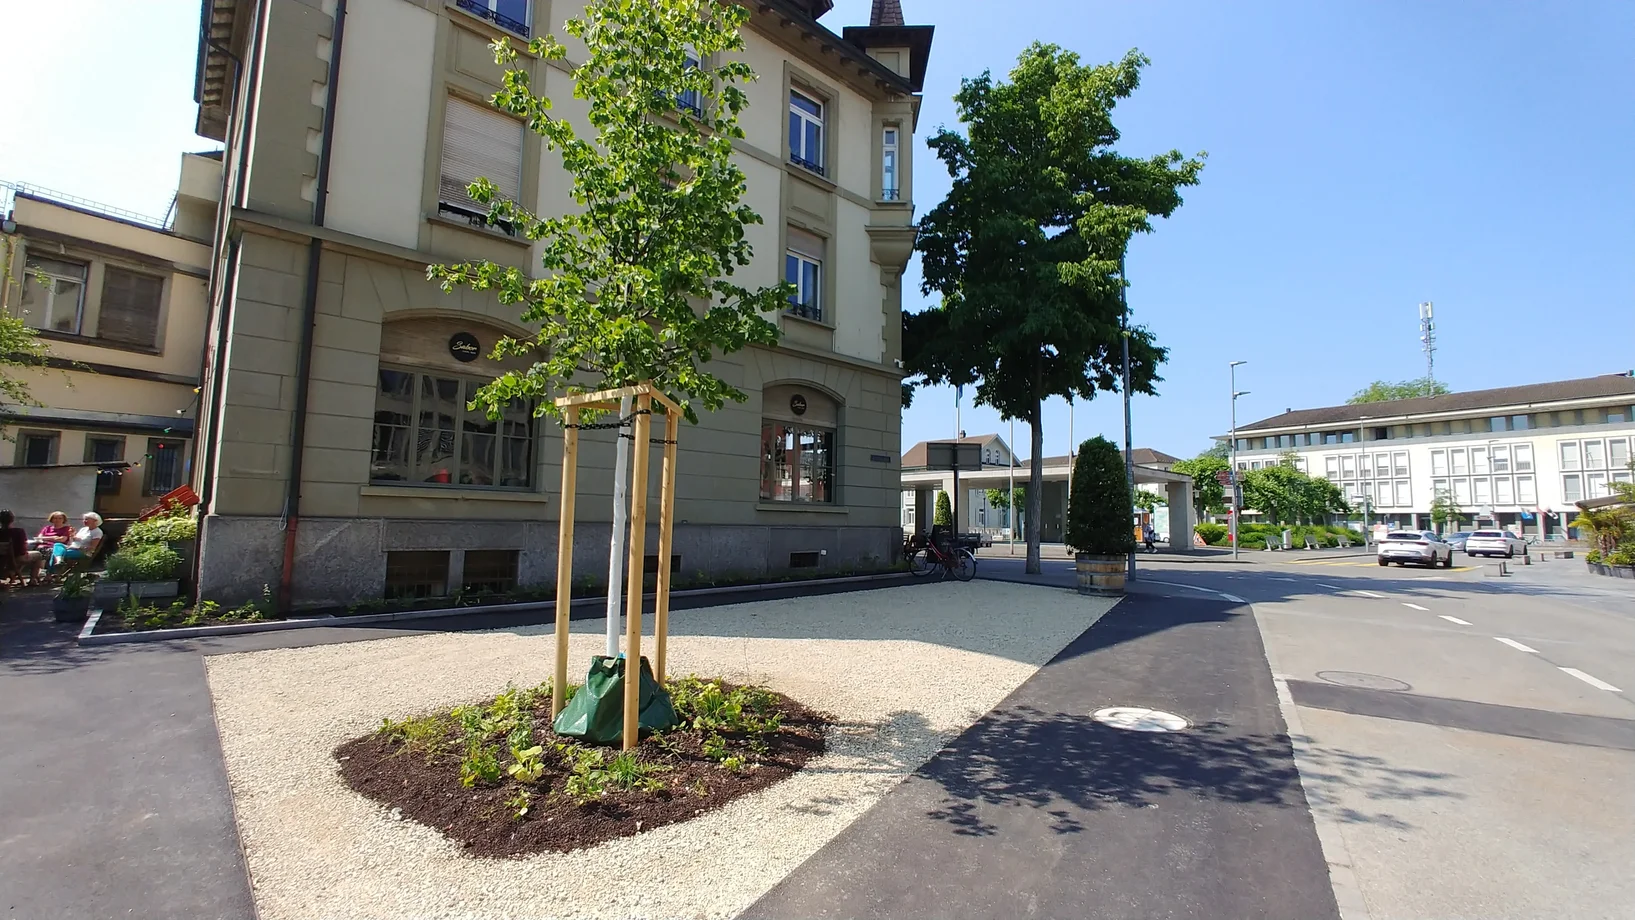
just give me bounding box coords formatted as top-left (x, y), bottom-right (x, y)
top-left (950, 548), bottom-right (977, 581)
top-left (908, 548), bottom-right (938, 578)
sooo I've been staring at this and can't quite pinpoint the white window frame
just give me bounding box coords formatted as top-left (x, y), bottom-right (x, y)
top-left (677, 47), bottom-right (703, 115)
top-left (784, 250), bottom-right (821, 321)
top-left (1516, 475), bottom-right (1536, 505)
top-left (1586, 471), bottom-right (1607, 498)
top-left (1430, 449), bottom-right (1448, 476)
top-left (1562, 473), bottom-right (1582, 503)
top-left (1610, 438), bottom-right (1630, 470)
top-left (1395, 481), bottom-right (1411, 507)
top-left (1393, 451), bottom-right (1409, 478)
top-left (1471, 446), bottom-right (1489, 475)
top-left (1560, 440), bottom-right (1581, 471)
top-left (1473, 477), bottom-right (1491, 505)
top-left (1491, 445), bottom-right (1509, 473)
top-left (882, 126), bottom-right (900, 199)
top-left (789, 89), bottom-right (825, 174)
top-left (1450, 448), bottom-right (1468, 475)
top-left (23, 255), bottom-right (88, 335)
top-left (1514, 443), bottom-right (1533, 472)
top-left (1454, 478), bottom-right (1472, 504)
top-left (1340, 455), bottom-right (1356, 479)
top-left (1584, 439), bottom-right (1606, 469)
top-left (1495, 476), bottom-right (1514, 505)
top-left (1324, 456), bottom-right (1339, 479)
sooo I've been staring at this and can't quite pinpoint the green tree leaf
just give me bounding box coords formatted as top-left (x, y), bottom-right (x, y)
top-left (1346, 377), bottom-right (1449, 404)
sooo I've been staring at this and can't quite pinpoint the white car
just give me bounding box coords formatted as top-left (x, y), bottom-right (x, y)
top-left (1377, 530), bottom-right (1454, 568)
top-left (1465, 529), bottom-right (1528, 558)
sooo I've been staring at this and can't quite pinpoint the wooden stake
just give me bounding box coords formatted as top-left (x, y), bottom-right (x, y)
top-left (621, 393), bottom-right (653, 751)
top-left (552, 409), bottom-right (579, 719)
top-left (654, 409), bottom-right (679, 683)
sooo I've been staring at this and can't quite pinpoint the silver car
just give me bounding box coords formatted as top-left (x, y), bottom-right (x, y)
top-left (1465, 529), bottom-right (1528, 558)
top-left (1377, 530), bottom-right (1454, 568)
top-left (1446, 531), bottom-right (1473, 552)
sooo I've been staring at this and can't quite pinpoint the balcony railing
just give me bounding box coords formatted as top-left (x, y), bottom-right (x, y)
top-left (790, 154), bottom-right (825, 178)
top-left (786, 300), bottom-right (823, 323)
top-left (438, 200), bottom-right (517, 237)
top-left (881, 187), bottom-right (901, 201)
top-left (454, 0), bottom-right (529, 37)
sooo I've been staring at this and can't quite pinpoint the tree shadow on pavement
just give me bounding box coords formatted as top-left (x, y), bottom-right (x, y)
top-left (1291, 736), bottom-right (1466, 831)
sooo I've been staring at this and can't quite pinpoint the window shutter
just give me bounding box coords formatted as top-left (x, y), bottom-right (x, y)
top-left (440, 96), bottom-right (524, 212)
top-left (99, 267), bottom-right (164, 348)
top-left (787, 227), bottom-right (825, 261)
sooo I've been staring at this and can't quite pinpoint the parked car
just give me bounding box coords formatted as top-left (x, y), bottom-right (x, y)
top-left (1465, 529), bottom-right (1528, 558)
top-left (1445, 532), bottom-right (1473, 552)
top-left (1377, 530), bottom-right (1454, 568)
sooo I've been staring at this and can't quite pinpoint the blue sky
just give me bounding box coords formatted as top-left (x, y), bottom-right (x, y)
top-left (4, 1), bottom-right (1630, 462)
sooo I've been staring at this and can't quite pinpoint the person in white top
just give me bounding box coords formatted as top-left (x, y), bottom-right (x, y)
top-left (49, 512), bottom-right (104, 571)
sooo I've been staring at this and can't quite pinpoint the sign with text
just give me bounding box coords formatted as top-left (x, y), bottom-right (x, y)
top-left (924, 441), bottom-right (983, 471)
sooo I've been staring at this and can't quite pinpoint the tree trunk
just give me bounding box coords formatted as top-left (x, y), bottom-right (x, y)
top-left (1026, 400), bottom-right (1044, 574)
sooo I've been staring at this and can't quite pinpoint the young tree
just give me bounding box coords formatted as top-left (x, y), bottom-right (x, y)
top-left (934, 491), bottom-right (953, 527)
top-left (1429, 487), bottom-right (1463, 533)
top-left (907, 46), bottom-right (1204, 574)
top-left (1171, 451), bottom-right (1229, 517)
top-left (1347, 378), bottom-right (1450, 404)
top-left (430, 0), bottom-right (785, 421)
top-left (986, 484), bottom-right (1028, 532)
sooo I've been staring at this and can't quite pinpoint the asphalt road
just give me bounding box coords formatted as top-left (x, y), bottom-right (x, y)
top-left (1076, 551), bottom-right (1635, 920)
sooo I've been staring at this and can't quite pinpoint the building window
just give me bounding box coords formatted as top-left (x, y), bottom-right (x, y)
top-left (881, 126), bottom-right (899, 199)
top-left (788, 89), bottom-right (825, 174)
top-left (85, 436), bottom-right (126, 494)
top-left (1473, 477), bottom-right (1491, 505)
top-left (1450, 449), bottom-right (1468, 475)
top-left (1514, 444), bottom-right (1533, 472)
top-left (385, 550), bottom-right (450, 599)
top-left (677, 47), bottom-right (703, 116)
top-left (454, 0), bottom-right (530, 36)
top-left (1491, 445), bottom-right (1509, 473)
top-left (1360, 454), bottom-right (1373, 477)
top-left (1324, 456), bottom-right (1339, 479)
top-left (1431, 477), bottom-right (1448, 497)
top-left (784, 227), bottom-right (824, 321)
top-left (15, 430), bottom-right (59, 467)
top-left (463, 549), bottom-right (520, 594)
top-left (1454, 478), bottom-right (1471, 504)
top-left (142, 437), bottom-right (187, 495)
top-left (439, 95), bottom-right (524, 231)
top-left (1340, 430), bottom-right (1356, 443)
top-left (1587, 472), bottom-right (1608, 498)
top-left (21, 256), bottom-right (88, 335)
top-left (1340, 455), bottom-right (1356, 479)
top-left (1322, 432), bottom-right (1338, 445)
top-left (1430, 450), bottom-right (1448, 476)
top-left (1472, 447), bottom-right (1489, 475)
top-left (1560, 441), bottom-right (1581, 471)
top-left (1393, 451), bottom-right (1409, 478)
top-left (1372, 427), bottom-right (1388, 441)
top-left (370, 369), bottom-right (535, 488)
top-left (1489, 416), bottom-right (1509, 432)
top-left (1516, 475), bottom-right (1536, 505)
top-left (1584, 439), bottom-right (1605, 469)
top-left (1495, 476), bottom-right (1514, 504)
top-left (1395, 481), bottom-right (1411, 506)
top-left (1610, 438), bottom-right (1629, 470)
top-left (1511, 414), bottom-right (1529, 431)
top-left (1562, 474), bottom-right (1582, 503)
top-left (760, 422), bottom-right (834, 503)
top-left (99, 266), bottom-right (165, 349)
top-left (1235, 439), bottom-right (1248, 452)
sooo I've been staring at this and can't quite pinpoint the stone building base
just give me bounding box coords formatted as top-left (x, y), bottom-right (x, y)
top-left (195, 514), bottom-right (901, 607)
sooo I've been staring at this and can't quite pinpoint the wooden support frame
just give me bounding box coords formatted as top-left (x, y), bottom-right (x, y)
top-left (551, 382), bottom-right (682, 752)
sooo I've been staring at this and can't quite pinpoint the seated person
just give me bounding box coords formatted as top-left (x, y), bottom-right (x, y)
top-left (1, 509), bottom-right (41, 584)
top-left (48, 512), bottom-right (104, 571)
top-left (35, 511), bottom-right (72, 552)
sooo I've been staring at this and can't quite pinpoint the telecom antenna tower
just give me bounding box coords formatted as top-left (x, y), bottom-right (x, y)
top-left (1418, 301), bottom-right (1436, 395)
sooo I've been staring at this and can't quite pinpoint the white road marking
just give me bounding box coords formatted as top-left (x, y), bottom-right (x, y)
top-left (1221, 594), bottom-right (1246, 603)
top-left (1271, 577), bottom-right (1299, 582)
top-left (1494, 637), bottom-right (1538, 653)
top-left (1560, 668), bottom-right (1622, 692)
top-left (1439, 615), bottom-right (1472, 625)
top-left (1139, 580), bottom-right (1246, 606)
top-left (1402, 603), bottom-right (1429, 611)
top-left (1353, 591), bottom-right (1388, 599)
top-left (1316, 583), bottom-right (1343, 589)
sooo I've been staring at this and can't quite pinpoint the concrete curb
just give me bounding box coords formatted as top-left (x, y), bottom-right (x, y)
top-left (76, 572), bottom-right (913, 647)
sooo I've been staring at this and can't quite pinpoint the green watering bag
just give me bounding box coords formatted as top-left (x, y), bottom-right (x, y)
top-left (552, 655), bottom-right (677, 744)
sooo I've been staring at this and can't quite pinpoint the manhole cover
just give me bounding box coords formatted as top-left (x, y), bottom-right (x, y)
top-left (1092, 707), bottom-right (1190, 732)
top-left (1315, 670), bottom-right (1412, 692)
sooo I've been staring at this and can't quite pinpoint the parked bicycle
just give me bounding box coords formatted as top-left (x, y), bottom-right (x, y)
top-left (906, 529), bottom-right (977, 581)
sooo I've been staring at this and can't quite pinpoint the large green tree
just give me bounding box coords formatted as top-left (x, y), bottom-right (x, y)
top-left (1171, 451), bottom-right (1229, 517)
top-left (906, 46), bottom-right (1204, 573)
top-left (1347, 377), bottom-right (1449, 404)
top-left (429, 0), bottom-right (784, 421)
top-left (1241, 462), bottom-right (1349, 524)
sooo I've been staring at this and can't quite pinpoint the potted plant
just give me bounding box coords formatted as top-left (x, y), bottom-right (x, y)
top-left (1066, 436), bottom-right (1135, 596)
top-left (104, 542), bottom-right (184, 598)
top-left (118, 510), bottom-right (198, 572)
top-left (52, 572), bottom-right (93, 622)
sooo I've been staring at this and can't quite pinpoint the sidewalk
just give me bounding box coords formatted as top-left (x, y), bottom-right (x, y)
top-left (743, 589), bottom-right (1340, 920)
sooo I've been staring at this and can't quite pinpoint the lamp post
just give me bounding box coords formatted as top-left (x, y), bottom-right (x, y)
top-left (1230, 360), bottom-right (1248, 561)
top-left (1120, 256), bottom-right (1135, 580)
top-left (1009, 416), bottom-right (1016, 555)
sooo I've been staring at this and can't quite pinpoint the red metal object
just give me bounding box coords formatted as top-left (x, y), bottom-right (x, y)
top-left (137, 484), bottom-right (200, 521)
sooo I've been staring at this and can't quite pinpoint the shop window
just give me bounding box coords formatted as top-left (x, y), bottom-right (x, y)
top-left (21, 256), bottom-right (87, 335)
top-left (99, 267), bottom-right (165, 349)
top-left (142, 438), bottom-right (187, 494)
top-left (760, 422), bottom-right (834, 503)
top-left (385, 550), bottom-right (450, 599)
top-left (14, 430), bottom-right (59, 467)
top-left (370, 368), bottom-right (534, 489)
top-left (85, 436), bottom-right (126, 494)
top-left (439, 95), bottom-right (524, 231)
top-left (462, 549), bottom-right (519, 594)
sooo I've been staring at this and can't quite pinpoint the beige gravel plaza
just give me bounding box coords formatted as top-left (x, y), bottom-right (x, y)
top-left (206, 580), bottom-right (1115, 920)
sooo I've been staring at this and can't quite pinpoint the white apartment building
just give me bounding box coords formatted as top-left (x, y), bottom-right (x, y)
top-left (1228, 373), bottom-right (1635, 536)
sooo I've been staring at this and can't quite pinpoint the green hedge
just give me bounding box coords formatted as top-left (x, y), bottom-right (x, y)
top-left (1195, 523), bottom-right (1228, 545)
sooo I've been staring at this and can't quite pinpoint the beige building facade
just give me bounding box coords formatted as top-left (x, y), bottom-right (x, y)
top-left (1, 158), bottom-right (219, 518)
top-left (190, 0), bottom-right (933, 604)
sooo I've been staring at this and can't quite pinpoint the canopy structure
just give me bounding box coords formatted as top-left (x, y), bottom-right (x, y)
top-left (552, 382), bottom-right (683, 751)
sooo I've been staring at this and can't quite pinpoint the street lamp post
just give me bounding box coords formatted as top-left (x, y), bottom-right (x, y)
top-left (1230, 361), bottom-right (1248, 562)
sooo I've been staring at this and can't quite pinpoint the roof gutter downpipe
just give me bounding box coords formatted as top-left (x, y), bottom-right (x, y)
top-left (279, 0), bottom-right (346, 614)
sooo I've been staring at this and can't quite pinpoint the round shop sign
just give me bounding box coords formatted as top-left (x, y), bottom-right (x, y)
top-left (789, 394), bottom-right (808, 416)
top-left (449, 332), bottom-right (480, 362)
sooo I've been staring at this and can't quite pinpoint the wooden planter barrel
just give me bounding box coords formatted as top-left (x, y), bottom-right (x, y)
top-left (1075, 552), bottom-right (1126, 596)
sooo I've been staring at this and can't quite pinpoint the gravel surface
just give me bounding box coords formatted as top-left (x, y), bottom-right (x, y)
top-left (206, 580), bottom-right (1113, 920)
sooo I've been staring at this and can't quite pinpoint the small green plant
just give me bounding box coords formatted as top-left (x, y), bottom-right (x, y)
top-left (58, 572), bottom-right (92, 599)
top-left (119, 511), bottom-right (197, 547)
top-left (1586, 549), bottom-right (1603, 565)
top-left (563, 746), bottom-right (609, 801)
top-left (378, 713), bottom-right (451, 758)
top-left (1607, 549), bottom-right (1634, 567)
top-left (701, 732), bottom-right (727, 762)
top-left (459, 742), bottom-right (503, 788)
top-left (605, 751), bottom-right (667, 792)
top-left (506, 745), bottom-right (547, 784)
top-left (506, 787), bottom-right (534, 820)
top-left (105, 543), bottom-right (183, 582)
top-left (718, 754), bottom-right (747, 773)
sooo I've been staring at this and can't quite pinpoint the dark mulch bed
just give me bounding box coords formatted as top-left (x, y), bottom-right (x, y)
top-left (335, 683), bottom-right (829, 858)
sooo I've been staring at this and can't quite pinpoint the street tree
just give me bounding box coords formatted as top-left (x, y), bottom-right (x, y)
top-left (1429, 487), bottom-right (1464, 533)
top-left (906, 45), bottom-right (1204, 573)
top-left (986, 485), bottom-right (1028, 531)
top-left (1241, 462), bottom-right (1348, 524)
top-left (1134, 489), bottom-right (1165, 515)
top-left (1171, 451), bottom-right (1229, 518)
top-left (1347, 378), bottom-right (1449, 404)
top-left (429, 0), bottom-right (784, 422)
